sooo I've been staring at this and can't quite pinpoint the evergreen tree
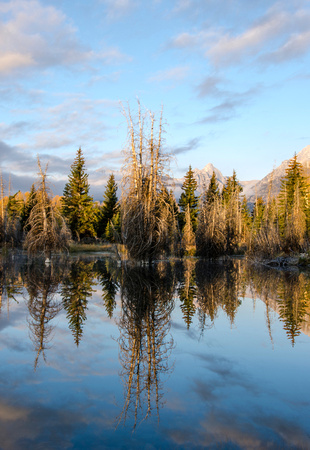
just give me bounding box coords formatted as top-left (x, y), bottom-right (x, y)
top-left (222, 170), bottom-right (243, 204)
top-left (221, 170), bottom-right (243, 254)
top-left (241, 196), bottom-right (252, 240)
top-left (206, 171), bottom-right (220, 204)
top-left (178, 165), bottom-right (199, 232)
top-left (97, 174), bottom-right (119, 241)
top-left (278, 154), bottom-right (308, 251)
top-left (62, 148), bottom-right (96, 241)
top-left (6, 191), bottom-right (24, 244)
top-left (252, 197), bottom-right (265, 234)
top-left (21, 184), bottom-right (37, 231)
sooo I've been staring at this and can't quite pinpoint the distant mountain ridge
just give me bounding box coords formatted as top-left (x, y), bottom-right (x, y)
top-left (173, 145), bottom-right (310, 204)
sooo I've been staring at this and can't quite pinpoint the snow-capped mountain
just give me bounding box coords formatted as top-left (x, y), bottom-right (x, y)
top-left (173, 145), bottom-right (310, 204)
top-left (246, 145), bottom-right (310, 204)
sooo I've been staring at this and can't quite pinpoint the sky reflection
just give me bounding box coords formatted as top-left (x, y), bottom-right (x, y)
top-left (0, 256), bottom-right (309, 448)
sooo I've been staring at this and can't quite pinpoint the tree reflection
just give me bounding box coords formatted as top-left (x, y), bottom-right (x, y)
top-left (194, 260), bottom-right (243, 333)
top-left (246, 265), bottom-right (310, 346)
top-left (117, 263), bottom-right (175, 429)
top-left (178, 258), bottom-right (197, 329)
top-left (277, 274), bottom-right (309, 345)
top-left (0, 256), bottom-right (24, 316)
top-left (24, 261), bottom-right (62, 369)
top-left (61, 259), bottom-right (95, 346)
top-left (95, 259), bottom-right (120, 318)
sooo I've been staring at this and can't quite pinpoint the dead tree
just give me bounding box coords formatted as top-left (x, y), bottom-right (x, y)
top-left (23, 158), bottom-right (71, 258)
top-left (121, 102), bottom-right (173, 262)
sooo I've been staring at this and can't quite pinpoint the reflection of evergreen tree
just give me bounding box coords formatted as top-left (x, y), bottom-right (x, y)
top-left (117, 263), bottom-right (175, 429)
top-left (61, 260), bottom-right (95, 346)
top-left (195, 260), bottom-right (243, 332)
top-left (245, 265), bottom-right (310, 345)
top-left (221, 263), bottom-right (242, 325)
top-left (0, 257), bottom-right (24, 314)
top-left (195, 261), bottom-right (224, 332)
top-left (277, 274), bottom-right (309, 346)
top-left (24, 262), bottom-right (62, 369)
top-left (178, 259), bottom-right (197, 329)
top-left (95, 259), bottom-right (120, 318)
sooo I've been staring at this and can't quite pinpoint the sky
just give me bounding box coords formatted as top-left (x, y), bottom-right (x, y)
top-left (1, 0), bottom-right (310, 199)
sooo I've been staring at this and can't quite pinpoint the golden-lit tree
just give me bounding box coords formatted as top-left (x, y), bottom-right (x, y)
top-left (121, 102), bottom-right (173, 262)
top-left (24, 158), bottom-right (70, 258)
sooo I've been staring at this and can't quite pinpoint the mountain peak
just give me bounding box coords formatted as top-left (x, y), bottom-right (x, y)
top-left (202, 162), bottom-right (216, 173)
top-left (297, 145), bottom-right (310, 164)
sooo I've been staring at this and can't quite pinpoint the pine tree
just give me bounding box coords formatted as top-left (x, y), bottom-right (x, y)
top-left (241, 196), bottom-right (252, 241)
top-left (278, 154), bottom-right (308, 251)
top-left (206, 171), bottom-right (220, 204)
top-left (252, 197), bottom-right (265, 234)
top-left (62, 148), bottom-right (96, 241)
top-left (222, 170), bottom-right (243, 205)
top-left (97, 174), bottom-right (119, 241)
top-left (178, 165), bottom-right (199, 232)
top-left (21, 184), bottom-right (37, 232)
top-left (222, 170), bottom-right (243, 254)
top-left (6, 191), bottom-right (24, 244)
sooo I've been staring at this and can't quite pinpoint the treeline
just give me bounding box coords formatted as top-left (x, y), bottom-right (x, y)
top-left (0, 104), bottom-right (309, 260)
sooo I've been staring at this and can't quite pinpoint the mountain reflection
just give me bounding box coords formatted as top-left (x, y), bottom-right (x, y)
top-left (116, 263), bottom-right (175, 429)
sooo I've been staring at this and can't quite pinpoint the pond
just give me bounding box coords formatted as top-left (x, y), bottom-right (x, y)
top-left (0, 255), bottom-right (310, 449)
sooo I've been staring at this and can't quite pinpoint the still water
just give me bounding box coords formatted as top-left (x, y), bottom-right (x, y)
top-left (0, 255), bottom-right (310, 449)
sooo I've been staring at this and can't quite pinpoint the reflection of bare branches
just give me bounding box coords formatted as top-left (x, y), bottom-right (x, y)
top-left (117, 264), bottom-right (175, 429)
top-left (195, 260), bottom-right (243, 332)
top-left (25, 262), bottom-right (62, 370)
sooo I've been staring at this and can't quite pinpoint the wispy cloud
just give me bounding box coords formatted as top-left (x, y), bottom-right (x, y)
top-left (196, 76), bottom-right (225, 98)
top-left (148, 66), bottom-right (189, 83)
top-left (100, 0), bottom-right (138, 20)
top-left (207, 7), bottom-right (310, 67)
top-left (0, 0), bottom-right (129, 77)
top-left (168, 4), bottom-right (310, 69)
top-left (172, 137), bottom-right (201, 155)
top-left (198, 87), bottom-right (259, 123)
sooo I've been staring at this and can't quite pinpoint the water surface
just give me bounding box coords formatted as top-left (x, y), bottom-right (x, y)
top-left (0, 256), bottom-right (309, 449)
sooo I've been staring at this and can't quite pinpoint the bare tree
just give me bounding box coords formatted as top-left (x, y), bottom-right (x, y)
top-left (23, 158), bottom-right (70, 258)
top-left (121, 102), bottom-right (173, 262)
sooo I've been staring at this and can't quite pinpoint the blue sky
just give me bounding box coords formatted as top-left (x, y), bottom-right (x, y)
top-left (1, 0), bottom-right (310, 198)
